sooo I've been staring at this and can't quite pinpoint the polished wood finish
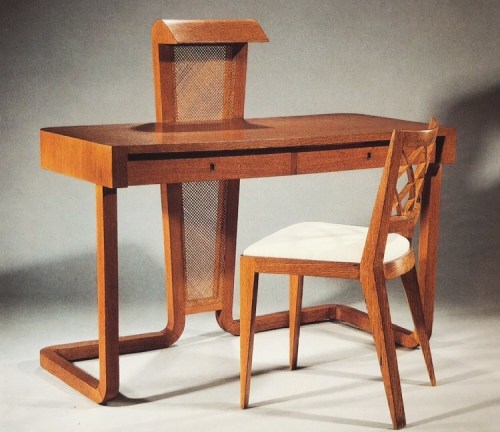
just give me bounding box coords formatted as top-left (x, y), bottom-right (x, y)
top-left (41, 186), bottom-right (120, 403)
top-left (40, 115), bottom-right (455, 188)
top-left (39, 130), bottom-right (128, 188)
top-left (40, 115), bottom-right (456, 157)
top-left (239, 123), bottom-right (439, 429)
top-left (418, 162), bottom-right (443, 337)
top-left (161, 183), bottom-right (187, 337)
top-left (39, 113), bottom-right (455, 402)
top-left (289, 275), bottom-right (304, 371)
top-left (40, 19), bottom-right (270, 402)
top-left (152, 19), bottom-right (269, 45)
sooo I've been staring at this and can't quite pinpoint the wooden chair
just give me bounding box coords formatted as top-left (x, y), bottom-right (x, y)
top-left (239, 120), bottom-right (439, 429)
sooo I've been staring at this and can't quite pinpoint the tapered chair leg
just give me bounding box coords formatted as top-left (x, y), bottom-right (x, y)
top-left (361, 272), bottom-right (406, 430)
top-left (240, 257), bottom-right (259, 409)
top-left (289, 275), bottom-right (304, 370)
top-left (401, 267), bottom-right (436, 386)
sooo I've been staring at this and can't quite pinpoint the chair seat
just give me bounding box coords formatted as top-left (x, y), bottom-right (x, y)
top-left (243, 222), bottom-right (410, 263)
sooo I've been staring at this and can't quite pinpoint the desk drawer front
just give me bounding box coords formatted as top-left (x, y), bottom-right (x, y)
top-left (127, 153), bottom-right (292, 185)
top-left (296, 145), bottom-right (388, 174)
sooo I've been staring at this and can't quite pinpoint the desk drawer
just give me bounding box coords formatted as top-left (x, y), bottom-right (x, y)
top-left (296, 145), bottom-right (388, 174)
top-left (127, 153), bottom-right (293, 185)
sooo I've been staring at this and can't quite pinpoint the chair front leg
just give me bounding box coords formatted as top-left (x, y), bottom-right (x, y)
top-left (240, 256), bottom-right (259, 409)
top-left (401, 267), bottom-right (436, 386)
top-left (361, 269), bottom-right (405, 430)
top-left (289, 275), bottom-right (304, 370)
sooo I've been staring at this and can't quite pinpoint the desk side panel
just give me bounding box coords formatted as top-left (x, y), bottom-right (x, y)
top-left (438, 127), bottom-right (456, 164)
top-left (40, 131), bottom-right (127, 188)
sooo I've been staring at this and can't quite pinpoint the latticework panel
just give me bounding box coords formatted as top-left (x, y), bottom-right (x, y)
top-left (173, 45), bottom-right (235, 122)
top-left (392, 141), bottom-right (435, 224)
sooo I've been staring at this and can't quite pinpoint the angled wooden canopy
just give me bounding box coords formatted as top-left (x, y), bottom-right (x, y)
top-left (152, 19), bottom-right (269, 44)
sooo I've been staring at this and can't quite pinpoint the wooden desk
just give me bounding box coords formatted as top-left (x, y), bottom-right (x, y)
top-left (40, 113), bottom-right (455, 402)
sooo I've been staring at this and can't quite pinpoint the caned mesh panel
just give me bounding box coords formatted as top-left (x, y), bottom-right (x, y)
top-left (173, 45), bottom-right (235, 123)
top-left (181, 181), bottom-right (228, 309)
top-left (172, 45), bottom-right (237, 311)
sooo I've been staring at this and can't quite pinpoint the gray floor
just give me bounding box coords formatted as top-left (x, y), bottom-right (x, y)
top-left (1, 301), bottom-right (499, 431)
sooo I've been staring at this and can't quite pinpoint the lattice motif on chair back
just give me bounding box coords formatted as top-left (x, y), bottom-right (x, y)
top-left (172, 44), bottom-right (240, 312)
top-left (390, 140), bottom-right (435, 237)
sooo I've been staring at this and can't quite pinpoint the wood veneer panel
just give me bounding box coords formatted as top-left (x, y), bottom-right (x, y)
top-left (153, 19), bottom-right (269, 44)
top-left (40, 130), bottom-right (128, 188)
top-left (127, 153), bottom-right (292, 185)
top-left (41, 115), bottom-right (456, 162)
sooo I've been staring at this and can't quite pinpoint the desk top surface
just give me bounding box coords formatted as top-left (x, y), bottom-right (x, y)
top-left (40, 113), bottom-right (456, 188)
top-left (41, 113), bottom-right (454, 155)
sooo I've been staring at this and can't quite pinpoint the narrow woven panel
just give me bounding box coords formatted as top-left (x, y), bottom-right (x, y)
top-left (181, 181), bottom-right (228, 309)
top-left (172, 45), bottom-right (236, 310)
top-left (173, 45), bottom-right (234, 122)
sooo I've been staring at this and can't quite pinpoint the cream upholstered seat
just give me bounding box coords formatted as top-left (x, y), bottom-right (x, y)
top-left (243, 222), bottom-right (410, 263)
top-left (240, 120), bottom-right (440, 430)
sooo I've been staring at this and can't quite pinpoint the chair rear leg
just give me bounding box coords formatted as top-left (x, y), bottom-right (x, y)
top-left (289, 275), bottom-right (304, 370)
top-left (240, 257), bottom-right (259, 409)
top-left (361, 271), bottom-right (406, 429)
top-left (401, 267), bottom-right (436, 386)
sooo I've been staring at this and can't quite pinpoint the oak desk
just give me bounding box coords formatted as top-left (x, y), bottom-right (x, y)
top-left (40, 113), bottom-right (456, 402)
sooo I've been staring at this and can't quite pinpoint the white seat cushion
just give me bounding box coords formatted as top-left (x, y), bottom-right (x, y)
top-left (243, 222), bottom-right (410, 264)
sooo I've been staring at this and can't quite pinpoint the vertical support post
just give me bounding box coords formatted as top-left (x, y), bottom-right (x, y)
top-left (216, 180), bottom-right (240, 333)
top-left (161, 183), bottom-right (186, 341)
top-left (95, 185), bottom-right (120, 401)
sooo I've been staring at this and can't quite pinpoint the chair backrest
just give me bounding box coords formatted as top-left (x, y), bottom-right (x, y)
top-left (390, 118), bottom-right (439, 239)
top-left (152, 20), bottom-right (268, 312)
top-left (362, 120), bottom-right (439, 268)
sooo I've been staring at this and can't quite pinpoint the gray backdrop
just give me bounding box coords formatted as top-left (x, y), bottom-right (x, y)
top-left (1, 1), bottom-right (499, 330)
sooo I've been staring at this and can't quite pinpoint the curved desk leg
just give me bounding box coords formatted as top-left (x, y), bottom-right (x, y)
top-left (160, 183), bottom-right (186, 340)
top-left (40, 186), bottom-right (120, 403)
top-left (216, 182), bottom-right (241, 334)
top-left (40, 186), bottom-right (185, 403)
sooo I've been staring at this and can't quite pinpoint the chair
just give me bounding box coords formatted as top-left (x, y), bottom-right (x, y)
top-left (239, 119), bottom-right (439, 429)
